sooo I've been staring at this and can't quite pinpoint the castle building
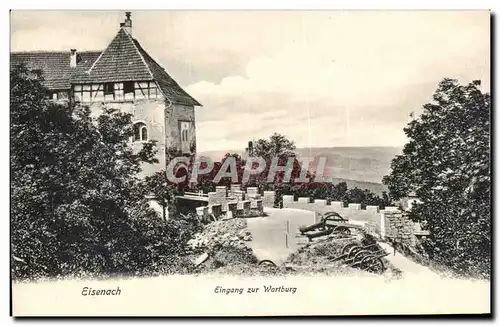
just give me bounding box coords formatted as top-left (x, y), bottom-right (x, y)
top-left (10, 12), bottom-right (201, 176)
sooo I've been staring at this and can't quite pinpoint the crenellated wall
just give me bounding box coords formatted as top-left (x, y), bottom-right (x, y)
top-left (277, 194), bottom-right (426, 243)
top-left (196, 184), bottom-right (265, 221)
top-left (281, 195), bottom-right (393, 224)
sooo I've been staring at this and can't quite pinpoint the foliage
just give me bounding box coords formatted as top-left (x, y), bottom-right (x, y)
top-left (382, 78), bottom-right (491, 278)
top-left (211, 246), bottom-right (258, 268)
top-left (251, 132), bottom-right (296, 157)
top-left (143, 171), bottom-right (181, 220)
top-left (10, 64), bottom-right (198, 280)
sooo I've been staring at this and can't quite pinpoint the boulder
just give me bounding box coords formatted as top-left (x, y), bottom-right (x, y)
top-left (193, 252), bottom-right (209, 267)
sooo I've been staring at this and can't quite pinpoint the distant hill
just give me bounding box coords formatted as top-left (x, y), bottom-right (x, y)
top-left (313, 177), bottom-right (390, 195)
top-left (197, 146), bottom-right (402, 194)
top-left (293, 147), bottom-right (402, 184)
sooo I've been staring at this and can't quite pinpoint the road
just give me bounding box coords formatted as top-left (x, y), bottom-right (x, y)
top-left (246, 207), bottom-right (316, 265)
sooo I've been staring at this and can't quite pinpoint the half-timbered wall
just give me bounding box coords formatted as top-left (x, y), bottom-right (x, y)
top-left (73, 81), bottom-right (162, 103)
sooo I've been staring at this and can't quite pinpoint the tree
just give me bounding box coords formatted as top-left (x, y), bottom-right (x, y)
top-left (11, 64), bottom-right (196, 279)
top-left (252, 132), bottom-right (296, 157)
top-left (382, 78), bottom-right (491, 278)
top-left (143, 172), bottom-right (179, 221)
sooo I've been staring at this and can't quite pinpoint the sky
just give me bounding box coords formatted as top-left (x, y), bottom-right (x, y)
top-left (10, 10), bottom-right (490, 152)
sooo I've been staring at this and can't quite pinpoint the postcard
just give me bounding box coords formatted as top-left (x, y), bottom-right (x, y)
top-left (10, 10), bottom-right (491, 317)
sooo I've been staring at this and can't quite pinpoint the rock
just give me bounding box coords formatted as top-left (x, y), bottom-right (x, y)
top-left (239, 229), bottom-right (251, 236)
top-left (193, 252), bottom-right (209, 267)
top-left (243, 235), bottom-right (252, 241)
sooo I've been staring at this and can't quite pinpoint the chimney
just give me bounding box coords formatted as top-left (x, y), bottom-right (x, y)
top-left (122, 11), bottom-right (132, 35)
top-left (70, 49), bottom-right (77, 68)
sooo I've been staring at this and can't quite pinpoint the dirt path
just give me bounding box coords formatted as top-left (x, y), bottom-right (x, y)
top-left (378, 242), bottom-right (441, 279)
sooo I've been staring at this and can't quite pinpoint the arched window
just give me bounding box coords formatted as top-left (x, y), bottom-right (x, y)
top-left (141, 126), bottom-right (148, 141)
top-left (133, 122), bottom-right (148, 142)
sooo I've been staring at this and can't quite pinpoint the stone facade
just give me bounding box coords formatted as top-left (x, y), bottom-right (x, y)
top-left (84, 99), bottom-right (196, 177)
top-left (87, 99), bottom-right (172, 176)
top-left (382, 210), bottom-right (423, 246)
top-left (165, 103), bottom-right (196, 154)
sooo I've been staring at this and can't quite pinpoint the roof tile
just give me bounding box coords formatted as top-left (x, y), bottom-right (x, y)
top-left (10, 28), bottom-right (201, 106)
top-left (10, 51), bottom-right (100, 89)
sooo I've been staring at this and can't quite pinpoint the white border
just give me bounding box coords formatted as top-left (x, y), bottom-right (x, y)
top-left (2, 1), bottom-right (497, 325)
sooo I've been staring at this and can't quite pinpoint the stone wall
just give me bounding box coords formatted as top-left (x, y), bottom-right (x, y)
top-left (263, 191), bottom-right (276, 207)
top-left (276, 194), bottom-right (427, 243)
top-left (165, 103), bottom-right (196, 154)
top-left (382, 210), bottom-right (418, 246)
top-left (281, 195), bottom-right (390, 224)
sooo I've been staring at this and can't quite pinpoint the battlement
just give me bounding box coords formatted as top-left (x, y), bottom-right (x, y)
top-left (278, 194), bottom-right (427, 244)
top-left (280, 194), bottom-right (399, 224)
top-left (196, 184), bottom-right (265, 221)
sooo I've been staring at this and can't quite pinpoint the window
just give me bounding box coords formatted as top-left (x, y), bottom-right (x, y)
top-left (124, 81), bottom-right (134, 100)
top-left (73, 81), bottom-right (161, 102)
top-left (104, 83), bottom-right (114, 95)
top-left (74, 84), bottom-right (101, 102)
top-left (73, 84), bottom-right (93, 102)
top-left (179, 121), bottom-right (191, 153)
top-left (181, 125), bottom-right (189, 141)
top-left (114, 83), bottom-right (124, 101)
top-left (51, 91), bottom-right (69, 101)
top-left (133, 122), bottom-right (148, 142)
top-left (91, 84), bottom-right (103, 101)
top-left (134, 81), bottom-right (160, 100)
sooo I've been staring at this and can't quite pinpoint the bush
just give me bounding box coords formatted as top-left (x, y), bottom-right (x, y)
top-left (10, 64), bottom-right (202, 280)
top-left (212, 246), bottom-right (258, 268)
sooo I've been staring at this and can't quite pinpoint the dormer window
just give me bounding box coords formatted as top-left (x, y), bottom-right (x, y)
top-left (133, 122), bottom-right (148, 142)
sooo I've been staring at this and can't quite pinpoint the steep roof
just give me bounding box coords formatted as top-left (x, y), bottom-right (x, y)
top-left (10, 28), bottom-right (201, 107)
top-left (72, 28), bottom-right (153, 84)
top-left (10, 51), bottom-right (100, 90)
top-left (133, 39), bottom-right (201, 106)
